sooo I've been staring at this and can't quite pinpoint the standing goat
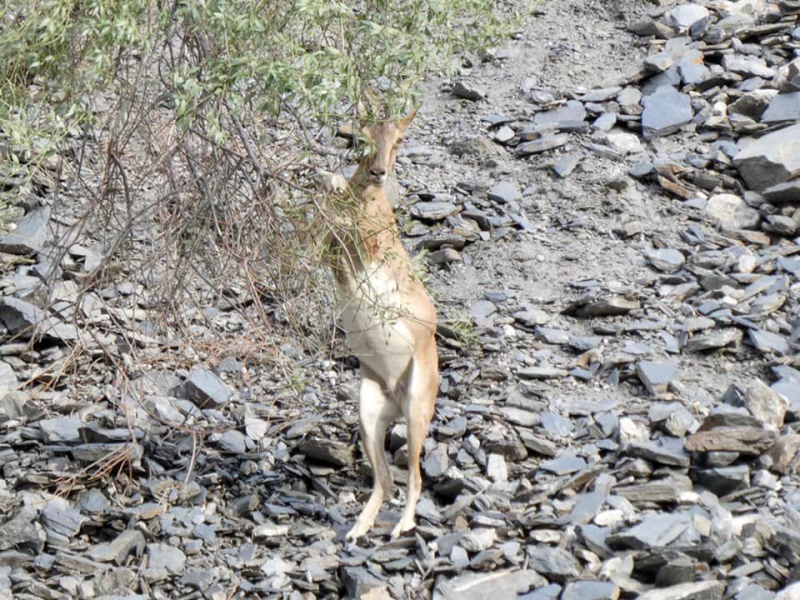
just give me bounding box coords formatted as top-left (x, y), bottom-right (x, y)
top-left (325, 108), bottom-right (438, 540)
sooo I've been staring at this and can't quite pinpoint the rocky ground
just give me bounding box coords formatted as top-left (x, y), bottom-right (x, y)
top-left (2, 0), bottom-right (800, 599)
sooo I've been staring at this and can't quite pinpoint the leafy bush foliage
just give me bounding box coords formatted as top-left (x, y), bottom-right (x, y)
top-left (0, 0), bottom-right (511, 345)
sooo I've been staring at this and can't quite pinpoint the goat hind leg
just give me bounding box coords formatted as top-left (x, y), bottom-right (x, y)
top-left (391, 355), bottom-right (437, 538)
top-left (346, 375), bottom-right (400, 540)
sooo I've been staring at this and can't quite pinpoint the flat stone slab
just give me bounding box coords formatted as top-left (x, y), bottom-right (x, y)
top-left (642, 86), bottom-right (693, 138)
top-left (733, 123), bottom-right (800, 190)
top-left (761, 92), bottom-right (800, 123)
top-left (638, 581), bottom-right (723, 600)
top-left (0, 206), bottom-right (51, 256)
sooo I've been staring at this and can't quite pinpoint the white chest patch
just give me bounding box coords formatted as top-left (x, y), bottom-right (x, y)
top-left (337, 263), bottom-right (415, 387)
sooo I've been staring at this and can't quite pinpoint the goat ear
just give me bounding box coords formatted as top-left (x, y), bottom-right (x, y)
top-left (397, 105), bottom-right (420, 132)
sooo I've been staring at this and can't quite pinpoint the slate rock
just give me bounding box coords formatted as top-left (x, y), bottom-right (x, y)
top-left (691, 465), bottom-right (750, 495)
top-left (341, 566), bottom-right (386, 599)
top-left (733, 123), bottom-right (800, 191)
top-left (740, 379), bottom-right (788, 429)
top-left (216, 430), bottom-right (247, 454)
top-left (515, 134), bottom-right (570, 156)
top-left (0, 507), bottom-right (44, 553)
top-left (562, 581), bottom-right (620, 600)
top-left (609, 513), bottom-right (690, 549)
top-left (534, 100), bottom-right (586, 127)
top-left (0, 206), bottom-right (51, 256)
top-left (488, 181), bottom-right (521, 205)
top-left (526, 546), bottom-right (581, 582)
top-left (39, 416), bottom-right (82, 443)
top-left (705, 194), bottom-right (761, 230)
top-left (686, 415), bottom-right (777, 454)
top-left (646, 249), bottom-right (685, 273)
top-left (436, 569), bottom-right (546, 600)
top-left (540, 454), bottom-right (586, 475)
top-left (642, 87), bottom-right (693, 138)
top-left (146, 543), bottom-right (186, 575)
top-left (761, 93), bottom-right (800, 123)
top-left (184, 367), bottom-right (232, 408)
top-left (637, 361), bottom-right (678, 395)
top-left (684, 329), bottom-right (742, 352)
top-left (0, 297), bottom-right (78, 342)
top-left (88, 530), bottom-right (145, 565)
top-left (452, 82), bottom-right (487, 101)
top-left (637, 581), bottom-right (723, 600)
top-left (41, 499), bottom-right (85, 544)
top-left (749, 329), bottom-right (790, 356)
top-left (297, 436), bottom-right (354, 467)
top-left (410, 201), bottom-right (458, 222)
top-left (626, 438), bottom-right (690, 468)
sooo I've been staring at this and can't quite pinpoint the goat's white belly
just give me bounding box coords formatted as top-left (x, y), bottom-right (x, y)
top-left (337, 265), bottom-right (414, 387)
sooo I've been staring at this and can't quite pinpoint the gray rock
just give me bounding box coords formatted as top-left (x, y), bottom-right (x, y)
top-left (562, 581), bottom-right (620, 600)
top-left (729, 90), bottom-right (776, 120)
top-left (341, 566), bottom-right (386, 599)
top-left (761, 93), bottom-right (800, 123)
top-left (452, 82), bottom-right (487, 101)
top-left (146, 543), bottom-right (186, 575)
top-left (705, 194), bottom-right (760, 230)
top-left (642, 87), bottom-right (693, 138)
top-left (533, 100), bottom-right (586, 127)
top-left (552, 154), bottom-right (580, 178)
top-left (763, 180), bottom-right (800, 204)
top-left (216, 430), bottom-right (247, 454)
top-left (582, 87), bottom-right (622, 102)
top-left (515, 134), bottom-right (570, 157)
top-left (540, 411), bottom-right (574, 436)
top-left (184, 367), bottom-right (232, 408)
top-left (776, 583), bottom-right (800, 600)
top-left (526, 546), bottom-right (581, 582)
top-left (740, 379), bottom-right (788, 429)
top-left (723, 56), bottom-right (776, 79)
top-left (0, 507), bottom-right (44, 553)
top-left (684, 329), bottom-right (743, 352)
top-left (460, 528), bottom-right (496, 552)
top-left (763, 215), bottom-right (797, 236)
top-left (626, 438), bottom-right (690, 468)
top-left (749, 329), bottom-right (790, 355)
top-left (540, 453), bottom-right (586, 475)
top-left (436, 569), bottom-right (547, 600)
top-left (0, 206), bottom-right (51, 256)
top-left (487, 181), bottom-right (521, 204)
top-left (664, 4), bottom-right (709, 31)
top-left (410, 201), bottom-right (458, 222)
top-left (41, 499), bottom-right (85, 544)
top-left (593, 113), bottom-right (617, 132)
top-left (637, 361), bottom-right (678, 395)
top-left (518, 366), bottom-right (568, 380)
top-left (645, 52), bottom-right (675, 73)
top-left (0, 297), bottom-right (78, 342)
top-left (500, 406), bottom-right (538, 427)
top-left (568, 491), bottom-right (606, 526)
top-left (39, 416), bottom-right (82, 443)
top-left (601, 130), bottom-right (643, 156)
top-left (691, 465), bottom-right (750, 495)
top-left (88, 530), bottom-right (145, 565)
top-left (297, 436), bottom-right (354, 467)
top-left (609, 513), bottom-right (690, 549)
top-left (646, 249), bottom-right (685, 273)
top-left (423, 444), bottom-right (449, 478)
top-left (733, 123), bottom-right (800, 191)
top-left (686, 414), bottom-right (777, 454)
